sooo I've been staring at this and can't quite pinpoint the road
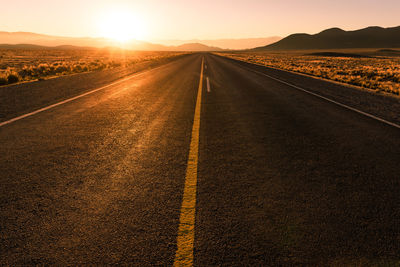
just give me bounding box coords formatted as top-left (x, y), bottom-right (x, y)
top-left (1, 53), bottom-right (399, 265)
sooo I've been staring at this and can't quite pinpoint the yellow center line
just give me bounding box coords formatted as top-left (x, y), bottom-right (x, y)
top-left (173, 57), bottom-right (204, 266)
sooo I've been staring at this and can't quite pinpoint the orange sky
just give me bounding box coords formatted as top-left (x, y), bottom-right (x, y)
top-left (1, 0), bottom-right (399, 41)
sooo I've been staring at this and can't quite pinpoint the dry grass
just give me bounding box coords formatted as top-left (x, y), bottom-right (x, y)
top-left (0, 49), bottom-right (187, 85)
top-left (216, 51), bottom-right (400, 96)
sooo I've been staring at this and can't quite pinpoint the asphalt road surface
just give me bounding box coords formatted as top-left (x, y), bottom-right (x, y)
top-left (1, 53), bottom-right (399, 265)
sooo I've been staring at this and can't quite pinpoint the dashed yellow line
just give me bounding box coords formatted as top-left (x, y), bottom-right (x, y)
top-left (173, 57), bottom-right (204, 266)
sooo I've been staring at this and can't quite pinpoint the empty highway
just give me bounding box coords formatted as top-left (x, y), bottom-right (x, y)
top-left (1, 53), bottom-right (399, 265)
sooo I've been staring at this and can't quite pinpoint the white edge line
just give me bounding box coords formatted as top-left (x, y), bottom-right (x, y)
top-left (242, 66), bottom-right (400, 130)
top-left (0, 63), bottom-right (170, 127)
top-left (206, 77), bottom-right (211, 92)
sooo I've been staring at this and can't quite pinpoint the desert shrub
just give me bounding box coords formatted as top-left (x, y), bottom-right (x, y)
top-left (336, 71), bottom-right (348, 75)
top-left (0, 76), bottom-right (7, 85)
top-left (7, 73), bottom-right (19, 84)
top-left (110, 61), bottom-right (122, 67)
top-left (0, 49), bottom-right (186, 85)
top-left (37, 64), bottom-right (50, 75)
top-left (94, 63), bottom-right (105, 70)
top-left (73, 64), bottom-right (83, 72)
top-left (55, 65), bottom-right (68, 73)
top-left (48, 66), bottom-right (55, 74)
top-left (18, 69), bottom-right (29, 78)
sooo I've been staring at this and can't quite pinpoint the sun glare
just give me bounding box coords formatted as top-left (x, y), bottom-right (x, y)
top-left (98, 9), bottom-right (146, 42)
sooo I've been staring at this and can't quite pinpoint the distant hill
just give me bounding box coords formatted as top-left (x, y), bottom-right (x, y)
top-left (376, 49), bottom-right (400, 54)
top-left (0, 31), bottom-right (116, 48)
top-left (0, 44), bottom-right (95, 50)
top-left (0, 31), bottom-right (222, 51)
top-left (306, 52), bottom-right (371, 58)
top-left (174, 43), bottom-right (222, 51)
top-left (253, 26), bottom-right (400, 51)
top-left (157, 37), bottom-right (282, 50)
top-left (0, 44), bottom-right (49, 50)
top-left (203, 37), bottom-right (282, 50)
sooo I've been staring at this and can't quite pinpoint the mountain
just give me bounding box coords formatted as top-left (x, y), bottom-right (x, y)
top-left (0, 44), bottom-right (52, 50)
top-left (155, 37), bottom-right (282, 50)
top-left (0, 31), bottom-right (169, 50)
top-left (0, 44), bottom-right (95, 50)
top-left (253, 26), bottom-right (400, 51)
top-left (174, 43), bottom-right (222, 51)
top-left (0, 31), bottom-right (115, 48)
top-left (0, 31), bottom-right (222, 51)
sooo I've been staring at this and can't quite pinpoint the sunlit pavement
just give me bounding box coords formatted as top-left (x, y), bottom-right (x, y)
top-left (1, 53), bottom-right (399, 265)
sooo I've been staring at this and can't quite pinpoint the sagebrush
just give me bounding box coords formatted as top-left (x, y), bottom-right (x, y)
top-left (217, 51), bottom-right (400, 96)
top-left (0, 49), bottom-right (186, 85)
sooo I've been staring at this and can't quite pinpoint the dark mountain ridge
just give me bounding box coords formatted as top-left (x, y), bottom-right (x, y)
top-left (254, 26), bottom-right (400, 51)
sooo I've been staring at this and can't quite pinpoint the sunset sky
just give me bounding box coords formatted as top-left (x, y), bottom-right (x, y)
top-left (1, 0), bottom-right (399, 41)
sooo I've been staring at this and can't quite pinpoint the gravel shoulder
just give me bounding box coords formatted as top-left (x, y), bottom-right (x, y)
top-left (216, 54), bottom-right (400, 126)
top-left (0, 54), bottom-right (190, 122)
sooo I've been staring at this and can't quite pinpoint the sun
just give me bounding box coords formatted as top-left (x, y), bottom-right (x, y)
top-left (98, 9), bottom-right (146, 42)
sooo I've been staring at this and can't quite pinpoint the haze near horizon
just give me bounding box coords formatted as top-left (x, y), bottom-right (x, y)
top-left (1, 0), bottom-right (399, 44)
